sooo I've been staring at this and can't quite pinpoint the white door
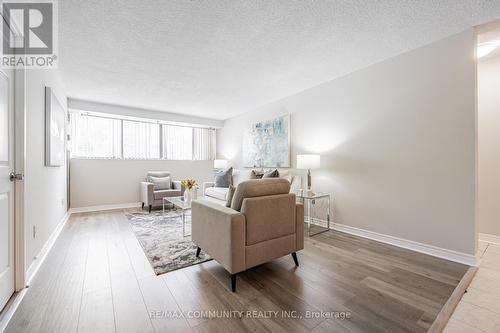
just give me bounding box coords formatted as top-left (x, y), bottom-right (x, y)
top-left (0, 68), bottom-right (15, 311)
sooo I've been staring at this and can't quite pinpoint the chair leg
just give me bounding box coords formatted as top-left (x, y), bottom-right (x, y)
top-left (149, 205), bottom-right (152, 213)
top-left (231, 274), bottom-right (237, 292)
top-left (196, 247), bottom-right (201, 258)
top-left (291, 252), bottom-right (299, 266)
top-left (142, 202), bottom-right (144, 209)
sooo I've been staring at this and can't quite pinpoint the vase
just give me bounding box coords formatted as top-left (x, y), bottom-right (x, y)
top-left (184, 189), bottom-right (192, 204)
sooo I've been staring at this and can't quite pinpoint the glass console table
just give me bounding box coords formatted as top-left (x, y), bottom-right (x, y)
top-left (295, 190), bottom-right (331, 237)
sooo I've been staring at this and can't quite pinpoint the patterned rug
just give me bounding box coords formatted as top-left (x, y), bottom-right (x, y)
top-left (125, 210), bottom-right (211, 275)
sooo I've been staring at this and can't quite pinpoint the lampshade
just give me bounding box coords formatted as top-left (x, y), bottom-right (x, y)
top-left (296, 154), bottom-right (320, 170)
top-left (214, 159), bottom-right (228, 169)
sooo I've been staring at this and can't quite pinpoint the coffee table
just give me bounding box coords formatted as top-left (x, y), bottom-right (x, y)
top-left (163, 196), bottom-right (192, 237)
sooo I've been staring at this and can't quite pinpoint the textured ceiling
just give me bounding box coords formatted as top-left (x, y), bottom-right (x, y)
top-left (59, 1), bottom-right (500, 120)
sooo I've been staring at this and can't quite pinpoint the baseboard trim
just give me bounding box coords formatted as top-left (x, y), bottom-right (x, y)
top-left (479, 233), bottom-right (500, 245)
top-left (331, 223), bottom-right (477, 266)
top-left (68, 202), bottom-right (141, 214)
top-left (25, 212), bottom-right (70, 286)
top-left (2, 212), bottom-right (69, 332)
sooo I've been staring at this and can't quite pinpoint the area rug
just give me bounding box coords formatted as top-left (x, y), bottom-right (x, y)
top-left (125, 210), bottom-right (211, 275)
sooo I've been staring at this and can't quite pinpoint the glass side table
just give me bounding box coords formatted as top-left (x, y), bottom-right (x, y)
top-left (295, 190), bottom-right (331, 237)
top-left (164, 196), bottom-right (192, 237)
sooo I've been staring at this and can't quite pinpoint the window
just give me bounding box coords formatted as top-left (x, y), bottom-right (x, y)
top-left (123, 120), bottom-right (160, 159)
top-left (193, 127), bottom-right (216, 160)
top-left (70, 114), bottom-right (121, 158)
top-left (162, 125), bottom-right (193, 160)
top-left (70, 112), bottom-right (216, 160)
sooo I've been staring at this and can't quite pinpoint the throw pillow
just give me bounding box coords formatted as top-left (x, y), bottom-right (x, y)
top-left (214, 167), bottom-right (233, 188)
top-left (149, 176), bottom-right (171, 190)
top-left (249, 170), bottom-right (263, 179)
top-left (226, 185), bottom-right (236, 207)
top-left (262, 169), bottom-right (279, 178)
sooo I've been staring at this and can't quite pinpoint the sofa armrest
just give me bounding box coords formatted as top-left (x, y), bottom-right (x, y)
top-left (191, 199), bottom-right (246, 274)
top-left (295, 203), bottom-right (304, 251)
top-left (140, 181), bottom-right (154, 206)
top-left (203, 182), bottom-right (215, 194)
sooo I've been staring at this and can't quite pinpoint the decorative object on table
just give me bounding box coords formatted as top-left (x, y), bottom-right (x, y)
top-left (181, 179), bottom-right (198, 204)
top-left (125, 211), bottom-right (211, 275)
top-left (214, 167), bottom-right (233, 187)
top-left (296, 154), bottom-right (321, 194)
top-left (213, 159), bottom-right (228, 170)
top-left (243, 114), bottom-right (290, 168)
top-left (45, 87), bottom-right (66, 167)
top-left (141, 171), bottom-right (183, 213)
top-left (296, 191), bottom-right (331, 237)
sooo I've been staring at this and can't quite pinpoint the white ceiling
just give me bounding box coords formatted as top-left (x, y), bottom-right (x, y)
top-left (59, 1), bottom-right (500, 120)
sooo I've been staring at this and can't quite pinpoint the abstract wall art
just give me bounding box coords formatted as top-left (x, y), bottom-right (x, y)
top-left (243, 114), bottom-right (290, 168)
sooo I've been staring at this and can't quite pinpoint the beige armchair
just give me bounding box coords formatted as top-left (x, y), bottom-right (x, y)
top-left (140, 171), bottom-right (184, 213)
top-left (192, 178), bottom-right (304, 292)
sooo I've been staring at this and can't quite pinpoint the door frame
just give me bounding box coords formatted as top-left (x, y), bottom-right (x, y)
top-left (13, 64), bottom-right (26, 291)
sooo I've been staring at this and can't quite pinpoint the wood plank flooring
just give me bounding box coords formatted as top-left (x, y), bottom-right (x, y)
top-left (5, 210), bottom-right (469, 333)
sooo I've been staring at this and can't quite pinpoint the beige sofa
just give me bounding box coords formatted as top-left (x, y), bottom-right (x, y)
top-left (203, 169), bottom-right (301, 204)
top-left (140, 171), bottom-right (184, 213)
top-left (192, 178), bottom-right (304, 292)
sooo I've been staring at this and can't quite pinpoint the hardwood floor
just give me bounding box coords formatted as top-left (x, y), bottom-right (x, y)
top-left (5, 210), bottom-right (469, 333)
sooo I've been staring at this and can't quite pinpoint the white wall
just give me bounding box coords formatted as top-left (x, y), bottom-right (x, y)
top-left (70, 159), bottom-right (214, 208)
top-left (478, 54), bottom-right (500, 237)
top-left (25, 70), bottom-right (68, 271)
top-left (218, 30), bottom-right (476, 255)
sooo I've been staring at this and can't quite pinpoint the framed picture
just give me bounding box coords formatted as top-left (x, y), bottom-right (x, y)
top-left (45, 86), bottom-right (66, 167)
top-left (243, 114), bottom-right (291, 168)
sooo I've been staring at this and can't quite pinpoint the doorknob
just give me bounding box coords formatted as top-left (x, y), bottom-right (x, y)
top-left (9, 172), bottom-right (24, 181)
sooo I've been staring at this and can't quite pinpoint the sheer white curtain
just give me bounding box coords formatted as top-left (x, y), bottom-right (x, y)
top-left (162, 125), bottom-right (193, 160)
top-left (70, 114), bottom-right (121, 158)
top-left (193, 128), bottom-right (216, 160)
top-left (122, 120), bottom-right (160, 159)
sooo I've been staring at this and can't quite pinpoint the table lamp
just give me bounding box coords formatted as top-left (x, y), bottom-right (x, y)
top-left (296, 154), bottom-right (320, 192)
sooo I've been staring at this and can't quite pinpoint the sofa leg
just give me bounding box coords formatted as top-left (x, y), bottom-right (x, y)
top-left (291, 252), bottom-right (299, 266)
top-left (149, 205), bottom-right (152, 213)
top-left (142, 202), bottom-right (144, 209)
top-left (231, 274), bottom-right (237, 292)
top-left (196, 247), bottom-right (201, 258)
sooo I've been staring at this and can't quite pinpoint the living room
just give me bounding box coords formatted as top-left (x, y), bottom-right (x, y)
top-left (1, 1), bottom-right (500, 333)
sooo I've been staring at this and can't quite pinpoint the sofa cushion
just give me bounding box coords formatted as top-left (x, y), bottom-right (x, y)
top-left (262, 169), bottom-right (279, 178)
top-left (214, 167), bottom-right (233, 188)
top-left (205, 187), bottom-right (229, 201)
top-left (249, 170), bottom-right (263, 179)
top-left (154, 189), bottom-right (181, 200)
top-left (150, 176), bottom-right (171, 190)
top-left (147, 171), bottom-right (171, 181)
top-left (231, 178), bottom-right (291, 211)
